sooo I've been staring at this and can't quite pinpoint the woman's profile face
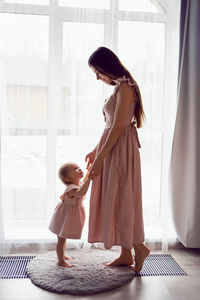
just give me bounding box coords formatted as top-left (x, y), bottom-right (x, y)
top-left (90, 66), bottom-right (115, 85)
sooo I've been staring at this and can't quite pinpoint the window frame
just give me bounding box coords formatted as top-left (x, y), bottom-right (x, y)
top-left (0, 0), bottom-right (180, 239)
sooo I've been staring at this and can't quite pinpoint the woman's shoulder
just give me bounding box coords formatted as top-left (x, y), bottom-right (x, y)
top-left (116, 76), bottom-right (138, 90)
top-left (114, 76), bottom-right (139, 100)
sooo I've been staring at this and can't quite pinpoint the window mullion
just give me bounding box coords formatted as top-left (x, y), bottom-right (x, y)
top-left (105, 0), bottom-right (119, 50)
top-left (47, 0), bottom-right (62, 215)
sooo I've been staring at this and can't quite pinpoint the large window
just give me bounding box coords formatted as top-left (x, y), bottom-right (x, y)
top-left (0, 0), bottom-right (180, 242)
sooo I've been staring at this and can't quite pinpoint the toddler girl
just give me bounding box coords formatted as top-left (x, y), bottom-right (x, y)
top-left (49, 162), bottom-right (91, 268)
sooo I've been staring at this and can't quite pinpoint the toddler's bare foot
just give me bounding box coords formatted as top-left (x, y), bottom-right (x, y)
top-left (57, 261), bottom-right (73, 268)
top-left (64, 255), bottom-right (73, 260)
top-left (105, 255), bottom-right (134, 267)
top-left (131, 244), bottom-right (150, 273)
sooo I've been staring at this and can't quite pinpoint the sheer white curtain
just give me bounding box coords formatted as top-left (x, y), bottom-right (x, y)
top-left (0, 6), bottom-right (49, 254)
top-left (0, 0), bottom-right (180, 255)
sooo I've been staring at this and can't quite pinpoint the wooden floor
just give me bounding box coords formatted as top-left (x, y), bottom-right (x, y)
top-left (1, 248), bottom-right (200, 300)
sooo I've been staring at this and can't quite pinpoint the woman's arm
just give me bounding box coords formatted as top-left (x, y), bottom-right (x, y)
top-left (85, 144), bottom-right (98, 169)
top-left (89, 83), bottom-right (135, 178)
top-left (92, 144), bottom-right (98, 153)
top-left (97, 83), bottom-right (134, 161)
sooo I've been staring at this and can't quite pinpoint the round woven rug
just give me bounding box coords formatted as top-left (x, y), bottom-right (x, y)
top-left (26, 249), bottom-right (135, 295)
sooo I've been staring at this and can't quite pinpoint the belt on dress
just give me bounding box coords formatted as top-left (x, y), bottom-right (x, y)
top-left (104, 122), bottom-right (141, 148)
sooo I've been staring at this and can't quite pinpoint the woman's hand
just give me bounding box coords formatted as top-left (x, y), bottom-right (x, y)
top-left (89, 157), bottom-right (103, 180)
top-left (85, 150), bottom-right (96, 170)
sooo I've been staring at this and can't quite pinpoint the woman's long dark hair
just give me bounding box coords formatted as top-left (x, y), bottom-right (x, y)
top-left (88, 46), bottom-right (145, 128)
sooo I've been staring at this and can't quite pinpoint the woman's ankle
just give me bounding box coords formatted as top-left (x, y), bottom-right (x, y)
top-left (121, 247), bottom-right (132, 257)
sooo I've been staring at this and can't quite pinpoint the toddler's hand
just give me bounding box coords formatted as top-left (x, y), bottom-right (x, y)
top-left (85, 151), bottom-right (96, 170)
top-left (89, 157), bottom-right (103, 180)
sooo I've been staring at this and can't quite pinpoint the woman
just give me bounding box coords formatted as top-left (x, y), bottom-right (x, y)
top-left (85, 46), bottom-right (149, 272)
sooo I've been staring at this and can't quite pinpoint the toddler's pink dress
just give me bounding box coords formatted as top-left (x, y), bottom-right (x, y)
top-left (49, 184), bottom-right (85, 239)
top-left (88, 77), bottom-right (145, 249)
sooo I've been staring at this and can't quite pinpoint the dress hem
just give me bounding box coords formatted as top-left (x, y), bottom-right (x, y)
top-left (49, 228), bottom-right (82, 239)
top-left (87, 239), bottom-right (145, 249)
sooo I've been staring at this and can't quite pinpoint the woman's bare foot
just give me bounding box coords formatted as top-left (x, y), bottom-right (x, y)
top-left (132, 243), bottom-right (150, 272)
top-left (105, 255), bottom-right (134, 267)
top-left (105, 247), bottom-right (134, 267)
top-left (57, 261), bottom-right (73, 268)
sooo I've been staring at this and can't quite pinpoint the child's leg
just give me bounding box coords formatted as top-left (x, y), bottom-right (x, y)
top-left (105, 247), bottom-right (134, 267)
top-left (63, 240), bottom-right (73, 260)
top-left (56, 236), bottom-right (73, 268)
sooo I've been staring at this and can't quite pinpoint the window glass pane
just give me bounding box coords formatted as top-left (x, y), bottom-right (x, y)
top-left (0, 13), bottom-right (48, 234)
top-left (118, 20), bottom-right (165, 237)
top-left (4, 0), bottom-right (49, 5)
top-left (59, 0), bottom-right (109, 9)
top-left (119, 0), bottom-right (164, 13)
top-left (61, 22), bottom-right (105, 138)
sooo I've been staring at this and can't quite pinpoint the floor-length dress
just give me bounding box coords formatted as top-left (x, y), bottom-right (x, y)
top-left (88, 77), bottom-right (145, 249)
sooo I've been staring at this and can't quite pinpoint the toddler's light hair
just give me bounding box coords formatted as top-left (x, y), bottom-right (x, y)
top-left (58, 163), bottom-right (71, 185)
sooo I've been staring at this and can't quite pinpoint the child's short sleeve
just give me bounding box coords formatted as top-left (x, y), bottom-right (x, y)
top-left (60, 184), bottom-right (81, 206)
